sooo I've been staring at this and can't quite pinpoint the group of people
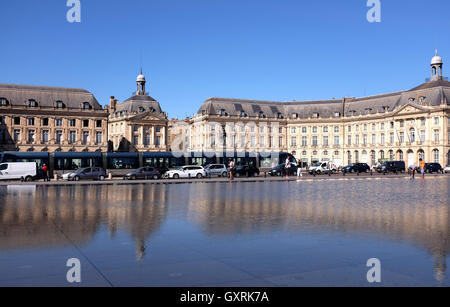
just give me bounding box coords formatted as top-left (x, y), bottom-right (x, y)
top-left (284, 157), bottom-right (303, 179)
top-left (409, 158), bottom-right (426, 179)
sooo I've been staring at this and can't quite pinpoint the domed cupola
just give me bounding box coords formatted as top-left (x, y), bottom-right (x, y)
top-left (136, 68), bottom-right (146, 95)
top-left (431, 50), bottom-right (443, 81)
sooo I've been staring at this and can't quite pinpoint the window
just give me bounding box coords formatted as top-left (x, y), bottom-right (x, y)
top-left (323, 126), bottom-right (328, 133)
top-left (27, 118), bottom-right (35, 126)
top-left (434, 117), bottom-right (439, 125)
top-left (356, 125), bottom-right (359, 132)
top-left (0, 98), bottom-right (8, 106)
top-left (323, 151), bottom-right (328, 156)
top-left (312, 127), bottom-right (318, 133)
top-left (312, 136), bottom-right (318, 146)
top-left (155, 136), bottom-right (161, 146)
top-left (381, 123), bottom-right (385, 130)
top-left (28, 100), bottom-right (37, 107)
top-left (28, 130), bottom-right (35, 143)
top-left (250, 136), bottom-right (256, 147)
top-left (434, 130), bottom-right (439, 142)
top-left (0, 116), bottom-right (5, 124)
top-left (291, 127), bottom-right (296, 134)
top-left (96, 120), bottom-right (102, 128)
top-left (56, 130), bottom-right (63, 144)
top-left (42, 118), bottom-right (49, 126)
top-left (420, 130), bottom-right (425, 142)
top-left (390, 133), bottom-right (394, 144)
top-left (334, 136), bottom-right (340, 146)
top-left (69, 131), bottom-right (76, 144)
top-left (70, 119), bottom-right (76, 127)
top-left (13, 130), bottom-right (20, 142)
top-left (409, 129), bottom-right (415, 143)
top-left (347, 135), bottom-right (351, 146)
top-left (156, 127), bottom-right (161, 133)
top-left (95, 132), bottom-right (102, 144)
top-left (364, 124), bottom-right (367, 131)
top-left (302, 136), bottom-right (307, 146)
top-left (389, 150), bottom-right (394, 160)
top-left (348, 126), bottom-right (351, 132)
top-left (399, 132), bottom-right (404, 143)
top-left (133, 135), bottom-right (139, 145)
top-left (133, 125), bottom-right (139, 132)
top-left (42, 130), bottom-right (49, 143)
top-left (372, 124), bottom-right (376, 131)
top-left (312, 113), bottom-right (319, 118)
top-left (433, 149), bottom-right (439, 163)
top-left (334, 126), bottom-right (339, 133)
top-left (363, 134), bottom-right (367, 145)
top-left (83, 120), bottom-right (89, 128)
top-left (279, 137), bottom-right (283, 147)
top-left (56, 101), bottom-right (65, 109)
top-left (82, 102), bottom-right (91, 110)
top-left (291, 137), bottom-right (297, 147)
top-left (144, 134), bottom-right (150, 146)
top-left (400, 120), bottom-right (404, 128)
top-left (302, 127), bottom-right (307, 133)
top-left (260, 136), bottom-right (265, 146)
top-left (260, 126), bottom-right (265, 133)
top-left (421, 118), bottom-right (426, 126)
top-left (355, 135), bottom-right (359, 145)
top-left (14, 117), bottom-right (20, 125)
top-left (55, 118), bottom-right (63, 126)
top-left (381, 133), bottom-right (385, 145)
top-left (372, 134), bottom-right (376, 145)
top-left (323, 136), bottom-right (328, 146)
top-left (82, 131), bottom-right (89, 145)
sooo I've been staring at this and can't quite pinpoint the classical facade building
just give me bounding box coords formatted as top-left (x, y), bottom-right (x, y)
top-left (108, 71), bottom-right (168, 152)
top-left (189, 52), bottom-right (450, 167)
top-left (0, 84), bottom-right (108, 152)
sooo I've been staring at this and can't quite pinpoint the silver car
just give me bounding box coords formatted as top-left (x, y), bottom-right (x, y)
top-left (204, 164), bottom-right (228, 177)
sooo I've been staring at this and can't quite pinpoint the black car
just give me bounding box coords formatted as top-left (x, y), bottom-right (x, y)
top-left (425, 163), bottom-right (443, 173)
top-left (376, 161), bottom-right (405, 173)
top-left (123, 167), bottom-right (161, 180)
top-left (269, 164), bottom-right (298, 176)
top-left (233, 165), bottom-right (260, 177)
top-left (342, 163), bottom-right (370, 174)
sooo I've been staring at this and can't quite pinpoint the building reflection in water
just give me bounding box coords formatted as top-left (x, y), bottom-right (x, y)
top-left (186, 179), bottom-right (449, 282)
top-left (0, 178), bottom-right (448, 282)
top-left (0, 184), bottom-right (168, 261)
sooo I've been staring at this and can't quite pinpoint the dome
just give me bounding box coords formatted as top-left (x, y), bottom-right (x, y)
top-left (136, 74), bottom-right (146, 82)
top-left (431, 50), bottom-right (443, 65)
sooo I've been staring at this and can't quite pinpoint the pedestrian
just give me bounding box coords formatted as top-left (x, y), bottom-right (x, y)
top-left (409, 163), bottom-right (416, 180)
top-left (296, 161), bottom-right (303, 178)
top-left (42, 164), bottom-right (49, 182)
top-left (419, 158), bottom-right (425, 179)
top-left (285, 157), bottom-right (291, 179)
top-left (229, 159), bottom-right (235, 181)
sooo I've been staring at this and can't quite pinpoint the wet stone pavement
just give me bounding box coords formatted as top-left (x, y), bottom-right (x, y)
top-left (0, 176), bottom-right (449, 287)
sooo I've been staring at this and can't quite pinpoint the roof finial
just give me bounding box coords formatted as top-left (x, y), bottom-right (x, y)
top-left (140, 67), bottom-right (143, 75)
top-left (435, 49), bottom-right (438, 56)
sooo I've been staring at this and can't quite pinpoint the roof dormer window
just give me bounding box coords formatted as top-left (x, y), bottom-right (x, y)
top-left (418, 96), bottom-right (426, 103)
top-left (277, 112), bottom-right (283, 119)
top-left (409, 98), bottom-right (415, 102)
top-left (382, 106), bottom-right (389, 112)
top-left (240, 111), bottom-right (247, 117)
top-left (0, 98), bottom-right (8, 106)
top-left (139, 106), bottom-right (145, 113)
top-left (292, 113), bottom-right (298, 119)
top-left (312, 113), bottom-right (319, 118)
top-left (258, 111), bottom-right (265, 118)
top-left (334, 112), bottom-right (341, 118)
top-left (28, 99), bottom-right (37, 107)
top-left (82, 102), bottom-right (92, 110)
top-left (220, 109), bottom-right (227, 116)
top-left (56, 101), bottom-right (65, 109)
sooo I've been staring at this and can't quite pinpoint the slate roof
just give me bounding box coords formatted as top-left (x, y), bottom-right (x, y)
top-left (196, 81), bottom-right (450, 119)
top-left (115, 94), bottom-right (163, 115)
top-left (0, 83), bottom-right (103, 110)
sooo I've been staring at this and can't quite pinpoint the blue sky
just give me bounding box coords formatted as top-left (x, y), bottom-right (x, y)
top-left (0, 0), bottom-right (449, 119)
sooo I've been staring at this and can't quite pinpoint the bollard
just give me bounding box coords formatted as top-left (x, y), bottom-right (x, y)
top-left (54, 174), bottom-right (58, 181)
top-left (343, 171), bottom-right (346, 177)
top-left (108, 172), bottom-right (112, 180)
top-left (357, 171), bottom-right (360, 176)
top-left (370, 170), bottom-right (373, 176)
top-left (264, 172), bottom-right (267, 178)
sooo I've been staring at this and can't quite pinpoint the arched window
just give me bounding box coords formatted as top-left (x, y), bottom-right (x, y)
top-left (433, 149), bottom-right (439, 163)
top-left (397, 150), bottom-right (403, 161)
top-left (379, 150), bottom-right (385, 160)
top-left (371, 151), bottom-right (376, 166)
top-left (354, 151), bottom-right (359, 163)
top-left (389, 150), bottom-right (394, 160)
top-left (418, 150), bottom-right (425, 160)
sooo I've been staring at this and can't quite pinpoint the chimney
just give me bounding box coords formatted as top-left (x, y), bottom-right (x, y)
top-left (110, 96), bottom-right (116, 112)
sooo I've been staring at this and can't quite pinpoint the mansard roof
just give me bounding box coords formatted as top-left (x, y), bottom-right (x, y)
top-left (0, 83), bottom-right (103, 110)
top-left (196, 80), bottom-right (450, 119)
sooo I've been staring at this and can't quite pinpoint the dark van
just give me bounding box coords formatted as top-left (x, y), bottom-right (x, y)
top-left (376, 161), bottom-right (405, 174)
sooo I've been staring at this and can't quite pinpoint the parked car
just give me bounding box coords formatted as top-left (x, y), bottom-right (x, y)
top-left (204, 164), bottom-right (228, 177)
top-left (164, 166), bottom-right (206, 179)
top-left (342, 163), bottom-right (371, 174)
top-left (376, 161), bottom-right (405, 173)
top-left (123, 167), bottom-right (161, 180)
top-left (444, 165), bottom-right (450, 173)
top-left (62, 167), bottom-right (107, 181)
top-left (308, 161), bottom-right (338, 175)
top-left (0, 162), bottom-right (37, 182)
top-left (425, 163), bottom-right (443, 173)
top-left (269, 164), bottom-right (298, 176)
top-left (155, 167), bottom-right (169, 176)
top-left (234, 165), bottom-right (260, 177)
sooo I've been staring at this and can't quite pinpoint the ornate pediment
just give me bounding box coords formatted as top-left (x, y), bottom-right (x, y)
top-left (393, 103), bottom-right (429, 116)
top-left (129, 112), bottom-right (167, 122)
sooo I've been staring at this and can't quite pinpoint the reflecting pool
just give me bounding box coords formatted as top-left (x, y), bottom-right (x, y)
top-left (0, 177), bottom-right (449, 286)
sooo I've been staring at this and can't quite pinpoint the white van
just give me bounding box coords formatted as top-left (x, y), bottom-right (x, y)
top-left (0, 162), bottom-right (37, 181)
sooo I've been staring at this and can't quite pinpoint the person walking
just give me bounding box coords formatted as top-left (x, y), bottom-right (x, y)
top-left (285, 157), bottom-right (291, 179)
top-left (296, 161), bottom-right (303, 178)
top-left (419, 158), bottom-right (426, 179)
top-left (42, 164), bottom-right (49, 182)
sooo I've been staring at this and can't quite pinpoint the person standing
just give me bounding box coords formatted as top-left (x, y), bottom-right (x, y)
top-left (42, 164), bottom-right (49, 182)
top-left (285, 157), bottom-right (291, 179)
top-left (419, 158), bottom-right (426, 179)
top-left (229, 159), bottom-right (235, 181)
top-left (297, 161), bottom-right (303, 178)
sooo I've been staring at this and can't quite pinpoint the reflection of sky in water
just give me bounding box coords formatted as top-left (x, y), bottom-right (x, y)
top-left (0, 177), bottom-right (448, 286)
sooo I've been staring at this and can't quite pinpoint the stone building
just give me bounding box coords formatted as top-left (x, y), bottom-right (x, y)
top-left (0, 84), bottom-right (108, 152)
top-left (108, 70), bottom-right (168, 152)
top-left (189, 52), bottom-right (450, 167)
